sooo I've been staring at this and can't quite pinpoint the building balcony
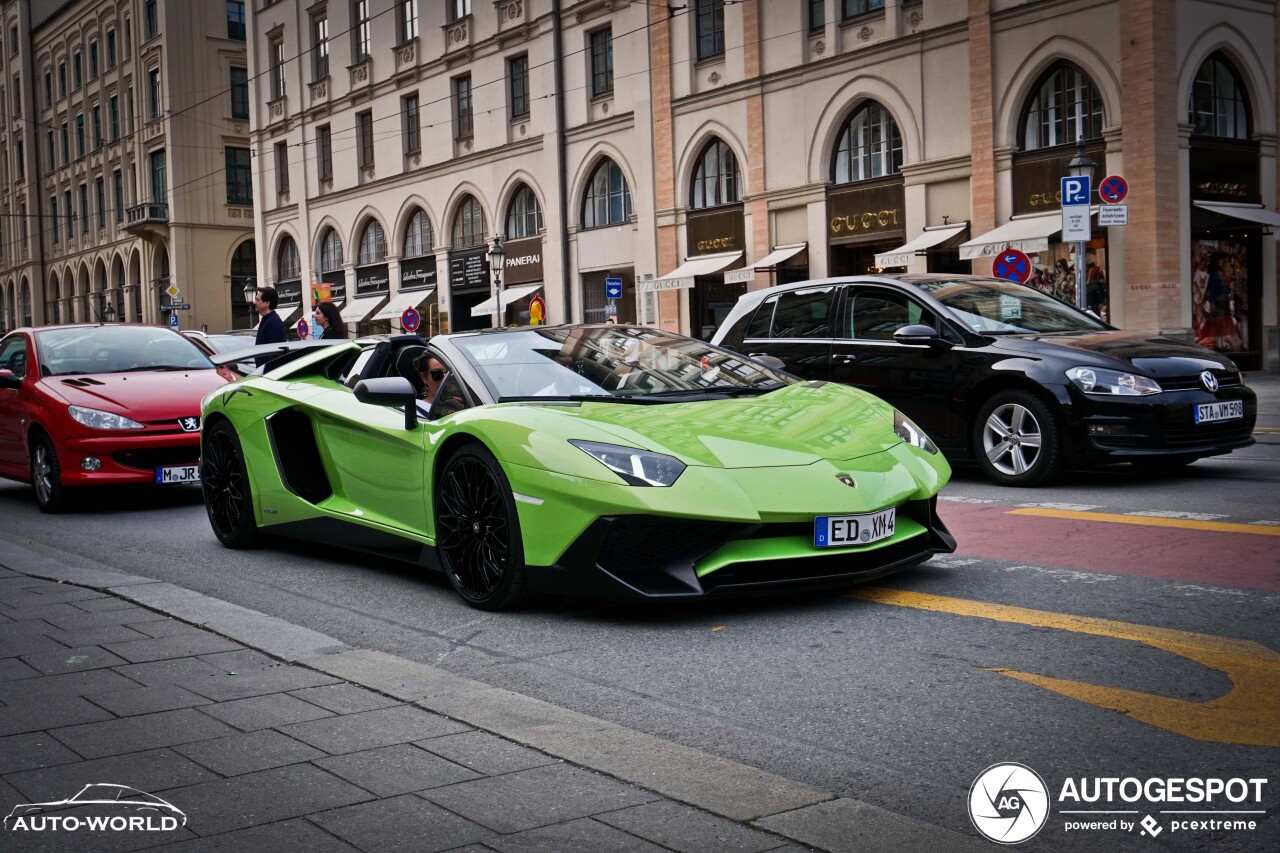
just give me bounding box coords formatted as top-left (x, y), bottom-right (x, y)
top-left (124, 202), bottom-right (169, 238)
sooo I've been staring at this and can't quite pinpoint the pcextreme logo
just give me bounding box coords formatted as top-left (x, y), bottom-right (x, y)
top-left (4, 784), bottom-right (186, 833)
top-left (969, 764), bottom-right (1270, 844)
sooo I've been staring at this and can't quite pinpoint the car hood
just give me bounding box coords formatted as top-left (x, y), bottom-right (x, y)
top-left (516, 382), bottom-right (902, 468)
top-left (987, 331), bottom-right (1237, 375)
top-left (40, 370), bottom-right (229, 418)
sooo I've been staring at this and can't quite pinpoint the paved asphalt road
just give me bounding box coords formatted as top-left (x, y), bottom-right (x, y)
top-left (0, 376), bottom-right (1276, 852)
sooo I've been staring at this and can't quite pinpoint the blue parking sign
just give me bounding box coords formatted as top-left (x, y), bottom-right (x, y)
top-left (168, 314), bottom-right (179, 329)
top-left (1061, 176), bottom-right (1090, 206)
top-left (605, 277), bottom-right (623, 300)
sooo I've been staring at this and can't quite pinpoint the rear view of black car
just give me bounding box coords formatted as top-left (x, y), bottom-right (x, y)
top-left (712, 275), bottom-right (1256, 486)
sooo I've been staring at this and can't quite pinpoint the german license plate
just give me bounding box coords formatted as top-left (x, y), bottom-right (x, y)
top-left (815, 507), bottom-right (896, 548)
top-left (155, 465), bottom-right (199, 484)
top-left (1194, 401), bottom-right (1244, 424)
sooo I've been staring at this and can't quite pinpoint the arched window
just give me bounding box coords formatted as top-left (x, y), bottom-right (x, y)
top-left (1022, 63), bottom-right (1104, 150)
top-left (21, 279), bottom-right (31, 327)
top-left (1188, 54), bottom-right (1249, 139)
top-left (403, 209), bottom-right (434, 257)
top-left (582, 159), bottom-right (632, 228)
top-left (319, 228), bottom-right (343, 272)
top-left (358, 220), bottom-right (386, 265)
top-left (691, 139), bottom-right (740, 209)
top-left (277, 236), bottom-right (301, 279)
top-left (49, 272), bottom-right (60, 323)
top-left (230, 241), bottom-right (255, 283)
top-left (506, 185), bottom-right (543, 239)
top-left (452, 196), bottom-right (486, 248)
top-left (832, 102), bottom-right (902, 184)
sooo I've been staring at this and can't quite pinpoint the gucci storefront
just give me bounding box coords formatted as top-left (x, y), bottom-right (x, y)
top-left (686, 207), bottom-right (746, 339)
top-left (1013, 144), bottom-right (1110, 319)
top-left (827, 179), bottom-right (905, 278)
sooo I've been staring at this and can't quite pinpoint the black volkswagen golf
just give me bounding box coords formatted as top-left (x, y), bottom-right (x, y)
top-left (712, 275), bottom-right (1256, 486)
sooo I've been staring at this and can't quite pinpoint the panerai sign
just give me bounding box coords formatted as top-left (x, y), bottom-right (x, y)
top-left (501, 237), bottom-right (544, 285)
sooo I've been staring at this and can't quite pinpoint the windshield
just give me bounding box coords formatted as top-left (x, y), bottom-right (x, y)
top-left (455, 327), bottom-right (792, 400)
top-left (916, 277), bottom-right (1109, 334)
top-left (36, 326), bottom-right (215, 375)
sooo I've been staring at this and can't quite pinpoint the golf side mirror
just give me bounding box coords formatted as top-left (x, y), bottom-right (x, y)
top-left (893, 324), bottom-right (951, 349)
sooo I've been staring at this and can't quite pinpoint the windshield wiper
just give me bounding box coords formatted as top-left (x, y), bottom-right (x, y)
top-left (497, 394), bottom-right (656, 404)
top-left (634, 384), bottom-right (782, 398)
top-left (115, 365), bottom-right (207, 372)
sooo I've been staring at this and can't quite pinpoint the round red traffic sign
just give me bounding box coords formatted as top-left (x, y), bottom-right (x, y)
top-left (296, 319), bottom-right (309, 339)
top-left (1099, 175), bottom-right (1128, 204)
top-left (993, 248), bottom-right (1032, 284)
top-left (529, 294), bottom-right (546, 325)
top-left (401, 307), bottom-right (421, 333)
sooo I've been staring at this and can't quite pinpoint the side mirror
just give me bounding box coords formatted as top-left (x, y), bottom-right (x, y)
top-left (893, 324), bottom-right (951, 349)
top-left (750, 354), bottom-right (786, 371)
top-left (0, 369), bottom-right (20, 390)
top-left (354, 376), bottom-right (419, 429)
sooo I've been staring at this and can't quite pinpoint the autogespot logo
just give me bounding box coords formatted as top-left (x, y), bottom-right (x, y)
top-left (969, 763), bottom-right (1051, 844)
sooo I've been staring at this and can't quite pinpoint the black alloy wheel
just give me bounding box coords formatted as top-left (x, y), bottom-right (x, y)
top-left (202, 421), bottom-right (258, 548)
top-left (435, 445), bottom-right (528, 610)
top-left (30, 431), bottom-right (69, 513)
top-left (973, 389), bottom-right (1064, 487)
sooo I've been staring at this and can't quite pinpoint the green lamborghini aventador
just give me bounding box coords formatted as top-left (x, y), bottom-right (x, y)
top-left (200, 325), bottom-right (955, 610)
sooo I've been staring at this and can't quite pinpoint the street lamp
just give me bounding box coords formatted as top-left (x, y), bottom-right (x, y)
top-left (103, 301), bottom-right (116, 323)
top-left (1066, 139), bottom-right (1097, 312)
top-left (487, 234), bottom-right (505, 328)
top-left (241, 277), bottom-right (257, 328)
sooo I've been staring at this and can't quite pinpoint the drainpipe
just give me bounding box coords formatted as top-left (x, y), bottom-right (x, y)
top-left (552, 0), bottom-right (571, 322)
top-left (22, 0), bottom-right (47, 324)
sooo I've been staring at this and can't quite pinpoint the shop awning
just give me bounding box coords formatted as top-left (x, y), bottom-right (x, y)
top-left (651, 251), bottom-right (743, 291)
top-left (339, 295), bottom-right (387, 324)
top-left (470, 283), bottom-right (544, 317)
top-left (1193, 201), bottom-right (1280, 235)
top-left (278, 302), bottom-right (302, 327)
top-left (725, 244), bottom-right (808, 284)
top-left (959, 214), bottom-right (1063, 260)
top-left (875, 225), bottom-right (967, 268)
top-left (374, 289), bottom-right (435, 321)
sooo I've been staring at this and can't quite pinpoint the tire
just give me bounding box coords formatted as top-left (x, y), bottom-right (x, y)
top-left (435, 444), bottom-right (528, 610)
top-left (973, 389), bottom-right (1064, 487)
top-left (30, 432), bottom-right (69, 513)
top-left (201, 420), bottom-right (259, 548)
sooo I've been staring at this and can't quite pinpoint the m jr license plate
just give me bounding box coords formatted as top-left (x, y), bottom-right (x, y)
top-left (155, 465), bottom-right (199, 484)
top-left (1194, 400), bottom-right (1244, 424)
top-left (815, 507), bottom-right (896, 548)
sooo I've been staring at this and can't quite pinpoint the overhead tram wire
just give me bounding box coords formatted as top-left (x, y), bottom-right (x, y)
top-left (21, 6), bottom-right (797, 246)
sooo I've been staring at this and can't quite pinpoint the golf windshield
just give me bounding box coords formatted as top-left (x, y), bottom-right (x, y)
top-left (916, 277), bottom-right (1111, 334)
top-left (456, 327), bottom-right (793, 400)
top-left (36, 326), bottom-right (216, 375)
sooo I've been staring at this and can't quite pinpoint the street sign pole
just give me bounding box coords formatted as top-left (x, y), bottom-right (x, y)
top-left (1060, 175), bottom-right (1092, 312)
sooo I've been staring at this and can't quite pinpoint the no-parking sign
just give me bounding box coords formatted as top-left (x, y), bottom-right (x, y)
top-left (993, 248), bottom-right (1032, 284)
top-left (401, 307), bottom-right (421, 333)
top-left (296, 319), bottom-right (309, 339)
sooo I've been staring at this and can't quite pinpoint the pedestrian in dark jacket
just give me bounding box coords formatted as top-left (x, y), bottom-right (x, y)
top-left (253, 286), bottom-right (286, 366)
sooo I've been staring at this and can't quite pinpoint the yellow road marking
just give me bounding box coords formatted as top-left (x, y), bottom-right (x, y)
top-left (846, 587), bottom-right (1280, 747)
top-left (1008, 507), bottom-right (1280, 536)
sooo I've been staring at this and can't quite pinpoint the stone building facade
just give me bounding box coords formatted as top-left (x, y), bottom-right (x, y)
top-left (0, 0), bottom-right (253, 335)
top-left (203, 2), bottom-right (1275, 367)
